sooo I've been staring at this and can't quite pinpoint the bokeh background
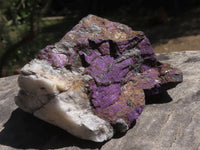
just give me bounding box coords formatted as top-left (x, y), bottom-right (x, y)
top-left (0, 0), bottom-right (200, 77)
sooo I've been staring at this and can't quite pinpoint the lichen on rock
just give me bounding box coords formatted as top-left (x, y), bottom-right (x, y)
top-left (15, 14), bottom-right (183, 142)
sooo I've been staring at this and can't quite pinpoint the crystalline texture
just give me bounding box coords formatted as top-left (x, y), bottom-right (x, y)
top-left (15, 14), bottom-right (183, 142)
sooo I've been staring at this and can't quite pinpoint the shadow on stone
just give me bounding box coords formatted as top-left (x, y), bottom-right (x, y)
top-left (113, 120), bottom-right (136, 139)
top-left (0, 108), bottom-right (104, 149)
top-left (0, 91), bottom-right (172, 149)
top-left (145, 91), bottom-right (172, 105)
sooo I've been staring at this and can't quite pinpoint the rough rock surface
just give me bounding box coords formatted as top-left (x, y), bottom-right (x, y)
top-left (15, 59), bottom-right (113, 142)
top-left (14, 14), bottom-right (182, 142)
top-left (0, 51), bottom-right (200, 150)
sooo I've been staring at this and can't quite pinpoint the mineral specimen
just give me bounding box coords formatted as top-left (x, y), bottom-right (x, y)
top-left (15, 14), bottom-right (183, 142)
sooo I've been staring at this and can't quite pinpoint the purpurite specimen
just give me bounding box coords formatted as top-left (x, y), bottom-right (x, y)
top-left (15, 15), bottom-right (183, 142)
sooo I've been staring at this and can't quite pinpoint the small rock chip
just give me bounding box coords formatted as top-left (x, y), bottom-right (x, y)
top-left (15, 14), bottom-right (183, 142)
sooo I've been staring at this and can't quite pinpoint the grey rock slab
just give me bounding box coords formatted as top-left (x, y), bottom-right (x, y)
top-left (101, 51), bottom-right (200, 150)
top-left (0, 75), bottom-right (19, 126)
top-left (0, 51), bottom-right (200, 150)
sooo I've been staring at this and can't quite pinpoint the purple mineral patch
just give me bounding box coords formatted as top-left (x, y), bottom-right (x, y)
top-left (39, 45), bottom-right (68, 67)
top-left (38, 15), bottom-right (183, 132)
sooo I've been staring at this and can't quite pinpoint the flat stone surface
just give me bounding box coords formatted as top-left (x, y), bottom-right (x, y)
top-left (15, 15), bottom-right (182, 141)
top-left (0, 51), bottom-right (200, 150)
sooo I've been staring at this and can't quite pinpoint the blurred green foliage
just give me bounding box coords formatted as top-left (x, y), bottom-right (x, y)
top-left (0, 0), bottom-right (57, 76)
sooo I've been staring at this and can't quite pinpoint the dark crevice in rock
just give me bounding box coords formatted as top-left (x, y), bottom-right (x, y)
top-left (109, 41), bottom-right (119, 58)
top-left (96, 81), bottom-right (121, 86)
top-left (79, 54), bottom-right (90, 67)
top-left (88, 39), bottom-right (102, 49)
top-left (126, 37), bottom-right (144, 51)
top-left (142, 60), bottom-right (157, 68)
top-left (113, 49), bottom-right (141, 64)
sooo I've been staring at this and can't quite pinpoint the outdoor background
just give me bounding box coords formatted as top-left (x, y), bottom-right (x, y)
top-left (0, 0), bottom-right (200, 77)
